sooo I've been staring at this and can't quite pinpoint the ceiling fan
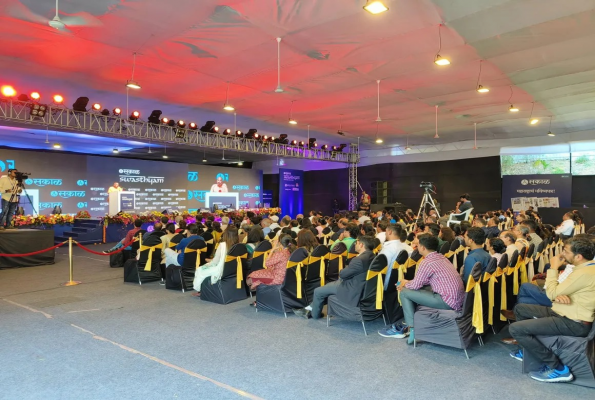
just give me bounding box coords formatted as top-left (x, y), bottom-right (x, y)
top-left (7, 0), bottom-right (102, 33)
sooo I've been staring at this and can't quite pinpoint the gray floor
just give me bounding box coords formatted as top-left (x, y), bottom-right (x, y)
top-left (1, 245), bottom-right (593, 400)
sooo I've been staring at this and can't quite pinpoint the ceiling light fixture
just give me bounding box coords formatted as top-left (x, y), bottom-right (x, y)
top-left (476, 60), bottom-right (489, 93)
top-left (162, 143), bottom-right (168, 159)
top-left (112, 107), bottom-right (122, 116)
top-left (508, 86), bottom-right (519, 112)
top-left (547, 116), bottom-right (555, 136)
top-left (434, 24), bottom-right (450, 66)
top-left (288, 100), bottom-right (297, 124)
top-left (126, 52), bottom-right (141, 89)
top-left (473, 122), bottom-right (477, 150)
top-left (374, 123), bottom-right (383, 144)
top-left (405, 134), bottom-right (411, 151)
top-left (375, 80), bottom-right (382, 122)
top-left (434, 105), bottom-right (439, 139)
top-left (529, 102), bottom-right (539, 124)
top-left (363, 0), bottom-right (388, 14)
top-left (275, 37), bottom-right (284, 93)
top-left (223, 82), bottom-right (235, 111)
top-left (202, 149), bottom-right (207, 162)
top-left (112, 148), bottom-right (119, 154)
top-left (53, 143), bottom-right (61, 149)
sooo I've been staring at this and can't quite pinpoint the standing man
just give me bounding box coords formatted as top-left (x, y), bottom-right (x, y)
top-left (210, 176), bottom-right (228, 193)
top-left (0, 169), bottom-right (21, 230)
top-left (361, 190), bottom-right (371, 205)
top-left (509, 237), bottom-right (595, 383)
top-left (108, 182), bottom-right (123, 193)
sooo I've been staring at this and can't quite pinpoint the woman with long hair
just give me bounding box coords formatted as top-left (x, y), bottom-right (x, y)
top-left (246, 234), bottom-right (295, 292)
top-left (297, 229), bottom-right (319, 252)
top-left (439, 227), bottom-right (456, 244)
top-left (245, 227), bottom-right (264, 255)
top-left (192, 226), bottom-right (240, 296)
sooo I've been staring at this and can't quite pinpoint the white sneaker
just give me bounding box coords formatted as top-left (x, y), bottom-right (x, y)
top-left (305, 305), bottom-right (312, 311)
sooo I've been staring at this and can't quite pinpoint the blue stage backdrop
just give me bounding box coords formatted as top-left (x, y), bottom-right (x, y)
top-left (502, 174), bottom-right (572, 210)
top-left (279, 168), bottom-right (303, 218)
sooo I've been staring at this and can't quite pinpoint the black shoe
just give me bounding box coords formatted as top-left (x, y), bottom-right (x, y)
top-left (102, 250), bottom-right (110, 254)
top-left (293, 308), bottom-right (311, 319)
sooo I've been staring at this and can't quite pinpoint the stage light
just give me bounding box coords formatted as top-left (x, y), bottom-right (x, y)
top-left (245, 129), bottom-right (258, 139)
top-left (509, 105), bottom-right (519, 112)
top-left (92, 103), bottom-right (101, 111)
top-left (126, 80), bottom-right (141, 90)
top-left (332, 144), bottom-right (347, 152)
top-left (291, 140), bottom-right (298, 146)
top-left (223, 82), bottom-right (235, 111)
top-left (161, 117), bottom-right (169, 124)
top-left (235, 130), bottom-right (243, 138)
top-left (223, 128), bottom-right (232, 135)
top-left (53, 94), bottom-right (64, 104)
top-left (299, 141), bottom-right (306, 147)
top-left (112, 148), bottom-right (119, 154)
top-left (189, 122), bottom-right (198, 130)
top-left (308, 138), bottom-right (318, 148)
top-left (530, 118), bottom-right (539, 125)
top-left (112, 107), bottom-right (122, 116)
top-left (53, 143), bottom-right (61, 149)
top-left (129, 111), bottom-right (140, 121)
top-left (363, 0), bottom-right (388, 14)
top-left (175, 130), bottom-right (186, 139)
top-left (177, 120), bottom-right (186, 128)
top-left (101, 109), bottom-right (110, 116)
top-left (72, 97), bottom-right (89, 112)
top-left (148, 110), bottom-right (162, 124)
top-left (200, 121), bottom-right (217, 133)
top-left (321, 144), bottom-right (329, 150)
top-left (273, 134), bottom-right (289, 144)
top-left (30, 92), bottom-right (41, 101)
top-left (1, 85), bottom-right (17, 97)
top-left (405, 145), bottom-right (412, 151)
top-left (262, 135), bottom-right (269, 141)
top-left (223, 104), bottom-right (235, 111)
top-left (476, 85), bottom-right (489, 93)
top-left (167, 119), bottom-right (176, 127)
top-left (268, 136), bottom-right (275, 142)
top-left (18, 94), bottom-right (29, 102)
top-left (29, 103), bottom-right (47, 117)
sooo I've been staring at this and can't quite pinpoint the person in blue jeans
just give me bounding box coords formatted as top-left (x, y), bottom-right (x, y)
top-left (0, 169), bottom-right (21, 230)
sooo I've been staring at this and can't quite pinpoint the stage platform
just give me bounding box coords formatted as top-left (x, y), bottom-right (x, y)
top-left (0, 229), bottom-right (55, 269)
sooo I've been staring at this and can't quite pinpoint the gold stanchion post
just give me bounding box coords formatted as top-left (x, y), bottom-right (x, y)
top-left (62, 237), bottom-right (81, 286)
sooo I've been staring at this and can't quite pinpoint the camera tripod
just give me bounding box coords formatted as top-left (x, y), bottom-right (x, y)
top-left (416, 189), bottom-right (440, 221)
top-left (0, 180), bottom-right (36, 227)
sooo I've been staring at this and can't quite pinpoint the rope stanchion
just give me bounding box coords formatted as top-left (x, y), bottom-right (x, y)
top-left (62, 237), bottom-right (81, 287)
top-left (0, 241), bottom-right (67, 257)
top-left (75, 241), bottom-right (131, 256)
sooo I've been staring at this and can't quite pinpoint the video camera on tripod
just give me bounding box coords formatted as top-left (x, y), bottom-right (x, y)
top-left (13, 171), bottom-right (31, 185)
top-left (420, 181), bottom-right (436, 194)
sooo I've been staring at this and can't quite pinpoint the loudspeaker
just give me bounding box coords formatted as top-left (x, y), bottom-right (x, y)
top-left (371, 181), bottom-right (392, 204)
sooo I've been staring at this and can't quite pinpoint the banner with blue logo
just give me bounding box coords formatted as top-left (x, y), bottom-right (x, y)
top-left (279, 168), bottom-right (303, 218)
top-left (502, 174), bottom-right (572, 210)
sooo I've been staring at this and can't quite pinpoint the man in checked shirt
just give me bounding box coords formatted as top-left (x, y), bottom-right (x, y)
top-left (378, 233), bottom-right (465, 344)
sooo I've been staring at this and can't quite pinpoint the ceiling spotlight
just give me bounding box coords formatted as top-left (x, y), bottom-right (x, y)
top-left (101, 109), bottom-right (110, 116)
top-left (189, 122), bottom-right (198, 130)
top-left (29, 103), bottom-right (47, 117)
top-left (161, 117), bottom-right (169, 124)
top-left (476, 85), bottom-right (489, 93)
top-left (291, 140), bottom-right (298, 146)
top-left (509, 105), bottom-right (519, 112)
top-left (223, 104), bottom-right (235, 111)
top-left (363, 0), bottom-right (388, 14)
top-left (202, 158), bottom-right (207, 162)
top-left (1, 85), bottom-right (17, 97)
top-left (53, 94), bottom-right (64, 104)
top-left (53, 143), bottom-right (62, 149)
top-left (434, 24), bottom-right (450, 66)
top-left (299, 141), bottom-right (306, 147)
top-left (223, 82), bottom-right (234, 111)
top-left (177, 120), bottom-right (186, 128)
top-left (92, 103), bottom-right (101, 111)
top-left (112, 148), bottom-right (119, 154)
top-left (235, 130), bottom-right (243, 138)
top-left (375, 138), bottom-right (384, 144)
top-left (333, 144), bottom-right (347, 152)
top-left (112, 107), bottom-right (122, 116)
top-left (405, 145), bottom-right (412, 151)
top-left (288, 100), bottom-right (297, 125)
top-left (162, 154), bottom-right (168, 159)
top-left (530, 118), bottom-right (539, 125)
top-left (148, 110), bottom-right (163, 124)
top-left (72, 97), bottom-right (89, 112)
top-left (245, 129), bottom-right (258, 139)
top-left (238, 161), bottom-right (244, 166)
top-left (547, 131), bottom-right (555, 137)
top-left (18, 94), bottom-right (29, 102)
top-left (288, 118), bottom-right (297, 125)
top-left (223, 128), bottom-right (232, 135)
top-left (308, 138), bottom-right (318, 148)
top-left (129, 111), bottom-right (140, 120)
top-left (30, 92), bottom-right (41, 101)
top-left (321, 144), bottom-right (329, 150)
top-left (126, 80), bottom-right (141, 90)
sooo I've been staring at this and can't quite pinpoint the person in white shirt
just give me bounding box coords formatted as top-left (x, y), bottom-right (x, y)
top-left (210, 176), bottom-right (228, 193)
top-left (358, 211), bottom-right (371, 225)
top-left (269, 215), bottom-right (280, 231)
top-left (554, 212), bottom-right (575, 237)
top-left (381, 224), bottom-right (413, 290)
top-left (499, 231), bottom-right (518, 260)
top-left (376, 220), bottom-right (388, 243)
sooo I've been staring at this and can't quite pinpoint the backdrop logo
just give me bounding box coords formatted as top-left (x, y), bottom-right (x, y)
top-left (233, 185), bottom-right (249, 190)
top-left (216, 173), bottom-right (229, 181)
top-left (521, 179), bottom-right (550, 185)
top-left (51, 191), bottom-right (86, 199)
top-left (25, 178), bottom-right (62, 187)
top-left (39, 202), bottom-right (63, 210)
top-left (77, 180), bottom-right (88, 186)
top-left (77, 202), bottom-right (88, 208)
top-left (243, 193), bottom-right (259, 198)
top-left (187, 171), bottom-right (198, 182)
top-left (0, 159), bottom-right (15, 172)
top-left (255, 186), bottom-right (260, 190)
top-left (188, 190), bottom-right (208, 202)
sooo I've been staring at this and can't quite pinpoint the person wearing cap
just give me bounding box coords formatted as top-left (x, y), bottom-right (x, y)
top-left (0, 169), bottom-right (21, 230)
top-left (269, 215), bottom-right (280, 230)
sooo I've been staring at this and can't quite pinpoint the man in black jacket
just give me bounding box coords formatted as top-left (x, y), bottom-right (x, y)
top-left (294, 235), bottom-right (376, 319)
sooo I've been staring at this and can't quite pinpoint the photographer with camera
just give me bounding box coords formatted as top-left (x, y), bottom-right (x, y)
top-left (0, 169), bottom-right (23, 230)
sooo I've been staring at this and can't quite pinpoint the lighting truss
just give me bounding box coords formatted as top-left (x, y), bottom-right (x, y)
top-left (0, 99), bottom-right (359, 164)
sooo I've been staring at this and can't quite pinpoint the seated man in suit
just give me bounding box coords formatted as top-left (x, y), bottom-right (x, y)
top-left (508, 236), bottom-right (595, 383)
top-left (293, 235), bottom-right (376, 319)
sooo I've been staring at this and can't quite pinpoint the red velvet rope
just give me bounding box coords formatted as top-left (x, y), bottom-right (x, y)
top-left (0, 241), bottom-right (67, 257)
top-left (74, 241), bottom-right (132, 256)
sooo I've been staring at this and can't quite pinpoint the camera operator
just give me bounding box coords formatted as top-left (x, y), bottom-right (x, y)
top-left (0, 169), bottom-right (23, 230)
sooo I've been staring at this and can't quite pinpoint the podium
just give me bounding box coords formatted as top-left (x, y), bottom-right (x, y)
top-left (108, 191), bottom-right (136, 215)
top-left (205, 192), bottom-right (239, 209)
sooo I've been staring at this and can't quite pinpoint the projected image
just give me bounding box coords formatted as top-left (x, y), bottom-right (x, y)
top-left (571, 151), bottom-right (595, 175)
top-left (501, 154), bottom-right (570, 175)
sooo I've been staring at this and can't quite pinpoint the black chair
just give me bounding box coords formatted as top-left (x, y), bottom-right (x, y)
top-left (255, 248), bottom-right (309, 317)
top-left (439, 241), bottom-right (450, 255)
top-left (124, 233), bottom-right (162, 285)
top-left (319, 227), bottom-right (333, 246)
top-left (480, 257), bottom-right (497, 333)
top-left (326, 254), bottom-right (388, 335)
top-left (406, 232), bottom-right (415, 245)
top-left (160, 233), bottom-right (184, 278)
top-left (202, 231), bottom-right (215, 259)
top-left (346, 241), bottom-right (358, 266)
top-left (446, 238), bottom-right (460, 266)
top-left (504, 250), bottom-right (519, 311)
top-left (525, 243), bottom-right (535, 281)
top-left (533, 241), bottom-right (546, 274)
top-left (303, 245), bottom-right (330, 304)
top-left (201, 244), bottom-right (249, 304)
top-left (122, 230), bottom-right (146, 262)
top-left (383, 250), bottom-right (409, 324)
top-left (326, 242), bottom-right (347, 283)
top-left (413, 262), bottom-right (484, 359)
top-left (166, 238), bottom-right (207, 292)
top-left (404, 250), bottom-right (422, 281)
top-left (250, 241), bottom-right (273, 273)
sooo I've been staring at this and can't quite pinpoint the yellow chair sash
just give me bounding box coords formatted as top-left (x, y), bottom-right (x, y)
top-left (497, 267), bottom-right (508, 321)
top-left (139, 243), bottom-right (163, 271)
top-left (373, 244), bottom-right (382, 255)
top-left (184, 246), bottom-right (207, 268)
top-left (252, 249), bottom-right (271, 269)
top-left (482, 271), bottom-right (497, 325)
top-left (395, 261), bottom-right (408, 304)
top-left (366, 267), bottom-right (388, 309)
top-left (466, 274), bottom-right (484, 334)
top-left (328, 252), bottom-right (346, 272)
top-left (305, 255), bottom-right (327, 287)
top-left (348, 252), bottom-right (358, 260)
top-left (204, 239), bottom-right (214, 244)
top-left (168, 241), bottom-right (177, 248)
top-left (225, 253), bottom-right (248, 288)
top-left (287, 261), bottom-right (304, 298)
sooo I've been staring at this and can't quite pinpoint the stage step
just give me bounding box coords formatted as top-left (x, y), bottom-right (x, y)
top-left (55, 218), bottom-right (103, 245)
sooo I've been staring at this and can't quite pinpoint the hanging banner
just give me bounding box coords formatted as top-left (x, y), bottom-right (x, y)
top-left (502, 174), bottom-right (572, 210)
top-left (279, 169), bottom-right (303, 218)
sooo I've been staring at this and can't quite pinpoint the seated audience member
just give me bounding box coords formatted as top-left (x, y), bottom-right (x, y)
top-left (160, 223), bottom-right (176, 263)
top-left (245, 227), bottom-right (264, 255)
top-left (261, 218), bottom-right (272, 235)
top-left (220, 216), bottom-right (230, 232)
top-left (290, 219), bottom-right (300, 234)
top-left (143, 222), bottom-right (163, 240)
top-left (331, 218), bottom-right (348, 241)
top-left (316, 218), bottom-right (327, 237)
top-left (358, 211), bottom-right (371, 225)
top-left (103, 219), bottom-right (143, 253)
top-left (246, 234), bottom-right (294, 292)
top-left (175, 220), bottom-right (187, 234)
top-left (521, 219), bottom-right (543, 246)
top-left (508, 237), bottom-right (595, 383)
top-left (378, 234), bottom-right (465, 343)
top-left (453, 220), bottom-right (471, 241)
top-left (294, 236), bottom-right (376, 319)
top-left (330, 223), bottom-right (359, 251)
top-left (269, 215), bottom-right (280, 231)
top-left (164, 224), bottom-right (203, 267)
top-left (297, 229), bottom-right (320, 253)
top-left (499, 230), bottom-right (518, 260)
top-left (160, 216), bottom-right (169, 228)
top-left (174, 215), bottom-right (183, 230)
top-left (381, 225), bottom-right (414, 290)
top-left (555, 212), bottom-right (576, 239)
top-left (192, 227), bottom-right (240, 296)
top-left (424, 215), bottom-right (437, 225)
top-left (486, 237), bottom-right (506, 264)
top-left (482, 217), bottom-right (501, 237)
top-left (463, 227), bottom-right (491, 281)
top-left (425, 223), bottom-right (444, 248)
top-left (455, 193), bottom-right (473, 220)
top-left (513, 224), bottom-right (530, 251)
top-left (438, 211), bottom-right (450, 227)
top-left (361, 223), bottom-right (376, 238)
top-left (439, 227), bottom-right (456, 245)
top-left (376, 220), bottom-right (388, 243)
